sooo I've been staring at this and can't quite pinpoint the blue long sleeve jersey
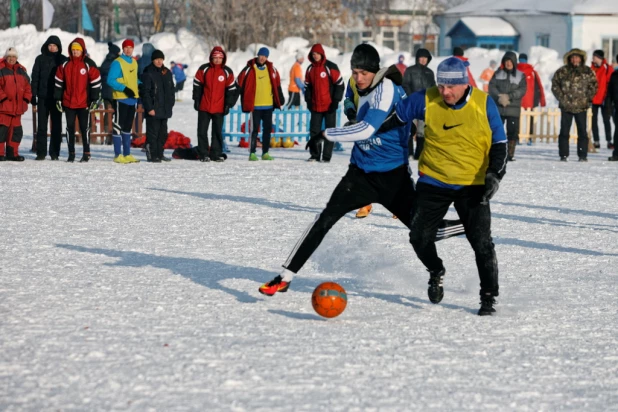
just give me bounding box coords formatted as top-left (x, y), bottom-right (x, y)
top-left (324, 77), bottom-right (411, 173)
top-left (395, 88), bottom-right (507, 189)
top-left (107, 54), bottom-right (141, 106)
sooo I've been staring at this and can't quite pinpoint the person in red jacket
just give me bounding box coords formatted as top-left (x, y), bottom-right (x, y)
top-left (192, 46), bottom-right (239, 162)
top-left (517, 53), bottom-right (546, 144)
top-left (236, 47), bottom-right (285, 161)
top-left (590, 49), bottom-right (614, 149)
top-left (453, 47), bottom-right (477, 88)
top-left (0, 47), bottom-right (32, 162)
top-left (305, 43), bottom-right (344, 162)
top-left (54, 38), bottom-right (101, 162)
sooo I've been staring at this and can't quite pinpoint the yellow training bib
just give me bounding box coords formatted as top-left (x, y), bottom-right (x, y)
top-left (112, 57), bottom-right (139, 100)
top-left (253, 65), bottom-right (273, 107)
top-left (420, 86), bottom-right (492, 185)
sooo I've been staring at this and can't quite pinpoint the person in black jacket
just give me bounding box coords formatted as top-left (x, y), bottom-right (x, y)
top-left (402, 48), bottom-right (435, 159)
top-left (100, 42), bottom-right (120, 139)
top-left (489, 51), bottom-right (527, 161)
top-left (141, 50), bottom-right (175, 163)
top-left (608, 56), bottom-right (618, 161)
top-left (30, 35), bottom-right (67, 160)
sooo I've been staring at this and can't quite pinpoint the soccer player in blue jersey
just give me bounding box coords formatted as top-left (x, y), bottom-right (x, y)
top-left (259, 44), bottom-right (465, 298)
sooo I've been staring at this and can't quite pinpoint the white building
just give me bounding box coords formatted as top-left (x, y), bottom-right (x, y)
top-left (436, 0), bottom-right (618, 59)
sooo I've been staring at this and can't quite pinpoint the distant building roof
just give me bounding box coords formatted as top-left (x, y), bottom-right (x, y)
top-left (455, 17), bottom-right (518, 36)
top-left (444, 0), bottom-right (618, 15)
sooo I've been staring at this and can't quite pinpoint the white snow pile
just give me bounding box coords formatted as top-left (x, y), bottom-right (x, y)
top-left (0, 24), bottom-right (589, 107)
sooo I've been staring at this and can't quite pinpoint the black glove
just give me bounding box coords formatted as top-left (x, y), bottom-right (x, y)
top-left (345, 107), bottom-right (357, 122)
top-left (56, 100), bottom-right (63, 113)
top-left (123, 87), bottom-right (136, 98)
top-left (328, 102), bottom-right (338, 113)
top-left (377, 110), bottom-right (406, 133)
top-left (305, 132), bottom-right (325, 150)
top-left (31, 96), bottom-right (37, 106)
top-left (481, 173), bottom-right (500, 204)
top-left (223, 106), bottom-right (230, 116)
top-left (343, 120), bottom-right (357, 127)
top-left (194, 101), bottom-right (199, 111)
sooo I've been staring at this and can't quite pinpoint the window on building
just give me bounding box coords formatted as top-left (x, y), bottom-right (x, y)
top-left (536, 34), bottom-right (550, 48)
top-left (601, 38), bottom-right (618, 63)
top-left (362, 31), bottom-right (372, 39)
top-left (383, 31), bottom-right (394, 39)
top-left (479, 43), bottom-right (497, 50)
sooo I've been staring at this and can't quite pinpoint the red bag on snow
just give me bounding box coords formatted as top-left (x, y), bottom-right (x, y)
top-left (164, 130), bottom-right (192, 149)
top-left (131, 131), bottom-right (193, 148)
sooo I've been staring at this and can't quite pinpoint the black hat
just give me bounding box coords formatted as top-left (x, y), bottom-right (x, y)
top-left (350, 44), bottom-right (380, 73)
top-left (453, 46), bottom-right (464, 57)
top-left (593, 49), bottom-right (604, 59)
top-left (151, 49), bottom-right (165, 61)
top-left (108, 42), bottom-right (120, 55)
top-left (519, 53), bottom-right (528, 63)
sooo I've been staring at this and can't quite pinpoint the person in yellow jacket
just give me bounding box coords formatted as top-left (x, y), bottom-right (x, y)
top-left (106, 39), bottom-right (141, 163)
top-left (381, 57), bottom-right (508, 316)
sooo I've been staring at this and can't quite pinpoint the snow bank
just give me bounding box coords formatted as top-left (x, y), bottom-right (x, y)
top-left (0, 24), bottom-right (595, 107)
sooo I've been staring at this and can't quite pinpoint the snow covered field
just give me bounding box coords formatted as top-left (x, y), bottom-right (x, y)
top-left (1, 99), bottom-right (617, 411)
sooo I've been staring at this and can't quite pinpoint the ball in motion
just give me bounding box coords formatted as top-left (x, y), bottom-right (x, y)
top-left (311, 282), bottom-right (347, 318)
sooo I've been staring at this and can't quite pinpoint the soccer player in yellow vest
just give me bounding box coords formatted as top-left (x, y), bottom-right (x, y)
top-left (384, 57), bottom-right (508, 316)
top-left (106, 39), bottom-right (140, 163)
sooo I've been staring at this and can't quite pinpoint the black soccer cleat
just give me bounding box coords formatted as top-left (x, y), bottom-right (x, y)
top-left (427, 268), bottom-right (445, 304)
top-left (478, 295), bottom-right (496, 316)
top-left (67, 152), bottom-right (75, 163)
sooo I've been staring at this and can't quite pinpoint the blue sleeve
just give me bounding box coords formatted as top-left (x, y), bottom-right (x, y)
top-left (107, 60), bottom-right (125, 92)
top-left (345, 80), bottom-right (353, 99)
top-left (395, 90), bottom-right (426, 123)
top-left (295, 78), bottom-right (305, 92)
top-left (486, 97), bottom-right (507, 144)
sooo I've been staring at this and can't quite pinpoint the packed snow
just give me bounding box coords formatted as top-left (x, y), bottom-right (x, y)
top-left (1, 25), bottom-right (618, 411)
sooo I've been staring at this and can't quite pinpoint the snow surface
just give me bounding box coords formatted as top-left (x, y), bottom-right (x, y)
top-left (1, 99), bottom-right (618, 410)
top-left (459, 17), bottom-right (518, 37)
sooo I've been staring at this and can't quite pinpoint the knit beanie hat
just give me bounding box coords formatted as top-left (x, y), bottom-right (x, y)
top-left (350, 44), bottom-right (380, 73)
top-left (151, 49), bottom-right (165, 61)
top-left (453, 46), bottom-right (464, 57)
top-left (436, 57), bottom-right (469, 85)
top-left (518, 53), bottom-right (528, 63)
top-left (108, 42), bottom-right (121, 55)
top-left (257, 47), bottom-right (269, 58)
top-left (296, 51), bottom-right (304, 60)
top-left (71, 42), bottom-right (83, 51)
top-left (4, 47), bottom-right (18, 59)
top-left (122, 39), bottom-right (135, 49)
top-left (593, 49), bottom-right (604, 59)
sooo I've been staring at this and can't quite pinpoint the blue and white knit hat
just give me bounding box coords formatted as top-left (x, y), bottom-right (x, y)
top-left (436, 57), bottom-right (469, 85)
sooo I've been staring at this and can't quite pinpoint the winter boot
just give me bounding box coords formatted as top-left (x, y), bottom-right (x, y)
top-left (478, 295), bottom-right (496, 316)
top-left (67, 152), bottom-right (76, 163)
top-left (79, 152), bottom-right (91, 163)
top-left (35, 155), bottom-right (46, 161)
top-left (427, 268), bottom-right (445, 304)
top-left (249, 153), bottom-right (259, 161)
top-left (507, 140), bottom-right (517, 161)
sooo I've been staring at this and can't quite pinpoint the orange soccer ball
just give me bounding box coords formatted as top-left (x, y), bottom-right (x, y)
top-left (311, 282), bottom-right (348, 318)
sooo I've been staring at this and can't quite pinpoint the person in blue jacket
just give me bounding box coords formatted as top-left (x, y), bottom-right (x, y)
top-left (381, 57), bottom-right (508, 316)
top-left (258, 44), bottom-right (465, 297)
top-left (106, 39), bottom-right (141, 163)
top-left (170, 61), bottom-right (188, 101)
